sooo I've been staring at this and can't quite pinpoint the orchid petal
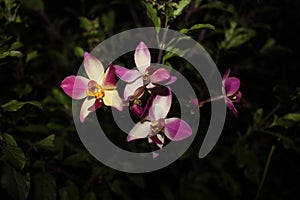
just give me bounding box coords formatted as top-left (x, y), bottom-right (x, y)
top-left (150, 68), bottom-right (170, 84)
top-left (114, 65), bottom-right (142, 82)
top-left (134, 41), bottom-right (151, 74)
top-left (152, 152), bottom-right (159, 159)
top-left (150, 134), bottom-right (164, 149)
top-left (223, 69), bottom-right (231, 79)
top-left (163, 75), bottom-right (177, 85)
top-left (149, 88), bottom-right (172, 120)
top-left (235, 91), bottom-right (242, 102)
top-left (164, 118), bottom-right (192, 141)
top-left (80, 98), bottom-right (95, 123)
top-left (224, 77), bottom-right (240, 96)
top-left (103, 90), bottom-right (123, 111)
top-left (102, 63), bottom-right (117, 90)
top-left (123, 78), bottom-right (143, 100)
top-left (225, 98), bottom-right (238, 117)
top-left (127, 121), bottom-right (152, 141)
top-left (61, 75), bottom-right (89, 99)
top-left (88, 100), bottom-right (103, 112)
top-left (84, 52), bottom-right (104, 83)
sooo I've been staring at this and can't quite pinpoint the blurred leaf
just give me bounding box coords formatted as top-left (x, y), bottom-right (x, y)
top-left (34, 134), bottom-right (55, 150)
top-left (13, 84), bottom-right (32, 98)
top-left (180, 24), bottom-right (215, 34)
top-left (25, 50), bottom-right (38, 63)
top-left (101, 10), bottom-right (115, 31)
top-left (33, 172), bottom-right (56, 200)
top-left (3, 133), bottom-right (17, 146)
top-left (78, 17), bottom-right (93, 31)
top-left (1, 100), bottom-right (42, 112)
top-left (273, 133), bottom-right (300, 155)
top-left (271, 113), bottom-right (300, 129)
top-left (83, 192), bottom-right (97, 200)
top-left (173, 0), bottom-right (191, 18)
top-left (2, 145), bottom-right (26, 170)
top-left (1, 164), bottom-right (30, 200)
top-left (222, 23), bottom-right (256, 50)
top-left (254, 108), bottom-right (263, 124)
top-left (0, 50), bottom-right (23, 59)
top-left (145, 2), bottom-right (161, 27)
top-left (59, 181), bottom-right (79, 200)
top-left (11, 41), bottom-right (23, 50)
top-left (52, 88), bottom-right (70, 107)
top-left (73, 46), bottom-right (85, 58)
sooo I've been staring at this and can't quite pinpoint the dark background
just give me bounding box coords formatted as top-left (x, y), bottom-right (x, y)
top-left (0, 0), bottom-right (299, 199)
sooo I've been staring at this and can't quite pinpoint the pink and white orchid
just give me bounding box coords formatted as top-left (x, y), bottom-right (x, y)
top-left (61, 52), bottom-right (123, 122)
top-left (114, 41), bottom-right (177, 100)
top-left (127, 89), bottom-right (192, 148)
top-left (222, 69), bottom-right (242, 117)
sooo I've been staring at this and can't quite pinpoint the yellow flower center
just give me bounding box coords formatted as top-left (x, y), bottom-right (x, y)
top-left (87, 80), bottom-right (105, 100)
top-left (150, 119), bottom-right (165, 134)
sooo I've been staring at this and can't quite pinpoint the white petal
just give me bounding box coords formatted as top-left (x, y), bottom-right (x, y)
top-left (80, 98), bottom-right (95, 123)
top-left (103, 90), bottom-right (123, 111)
top-left (123, 78), bottom-right (143, 100)
top-left (84, 52), bottom-right (104, 83)
top-left (134, 41), bottom-right (151, 74)
top-left (127, 121), bottom-right (152, 141)
top-left (149, 88), bottom-right (172, 120)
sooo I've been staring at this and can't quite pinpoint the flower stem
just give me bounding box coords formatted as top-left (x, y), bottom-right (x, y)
top-left (254, 144), bottom-right (276, 200)
top-left (198, 95), bottom-right (225, 107)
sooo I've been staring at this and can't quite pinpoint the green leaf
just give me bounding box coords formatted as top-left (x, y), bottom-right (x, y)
top-left (274, 133), bottom-right (300, 155)
top-left (0, 50), bottom-right (23, 59)
top-left (1, 164), bottom-right (30, 200)
top-left (3, 133), bottom-right (17, 146)
top-left (271, 113), bottom-right (300, 129)
top-left (25, 50), bottom-right (38, 63)
top-left (78, 17), bottom-right (93, 31)
top-left (1, 100), bottom-right (43, 112)
top-left (2, 145), bottom-right (26, 170)
top-left (254, 108), bottom-right (263, 124)
top-left (34, 134), bottom-right (55, 150)
top-left (180, 24), bottom-right (215, 34)
top-left (73, 46), bottom-right (85, 58)
top-left (33, 172), bottom-right (56, 200)
top-left (101, 10), bottom-right (115, 31)
top-left (222, 25), bottom-right (256, 50)
top-left (173, 0), bottom-right (191, 18)
top-left (52, 88), bottom-right (70, 107)
top-left (144, 2), bottom-right (161, 27)
top-left (59, 181), bottom-right (79, 200)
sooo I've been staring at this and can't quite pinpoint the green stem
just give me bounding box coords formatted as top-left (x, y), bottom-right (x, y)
top-left (254, 144), bottom-right (276, 200)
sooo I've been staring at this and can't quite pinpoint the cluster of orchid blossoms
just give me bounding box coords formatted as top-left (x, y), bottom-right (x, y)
top-left (61, 41), bottom-right (242, 155)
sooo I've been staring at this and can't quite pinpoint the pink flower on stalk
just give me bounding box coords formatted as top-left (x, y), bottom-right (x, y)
top-left (114, 41), bottom-right (177, 100)
top-left (127, 89), bottom-right (192, 148)
top-left (222, 69), bottom-right (242, 117)
top-left (61, 53), bottom-right (123, 122)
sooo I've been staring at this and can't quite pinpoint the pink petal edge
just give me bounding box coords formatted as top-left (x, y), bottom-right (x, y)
top-left (60, 75), bottom-right (89, 100)
top-left (164, 118), bottom-right (192, 141)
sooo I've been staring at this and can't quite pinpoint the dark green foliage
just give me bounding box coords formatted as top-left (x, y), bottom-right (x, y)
top-left (0, 0), bottom-right (299, 199)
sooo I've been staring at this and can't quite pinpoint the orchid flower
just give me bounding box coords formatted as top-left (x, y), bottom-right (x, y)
top-left (61, 52), bottom-right (123, 122)
top-left (114, 41), bottom-right (177, 100)
top-left (222, 69), bottom-right (242, 117)
top-left (127, 88), bottom-right (192, 148)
